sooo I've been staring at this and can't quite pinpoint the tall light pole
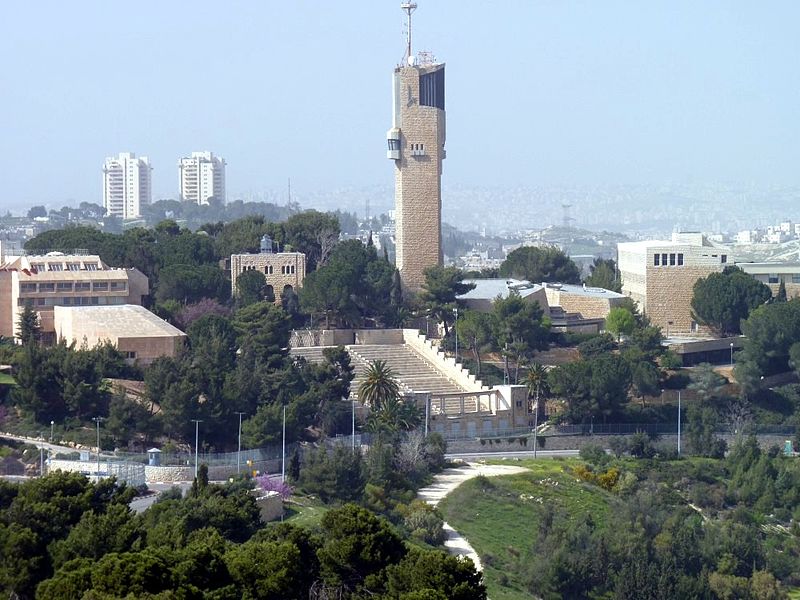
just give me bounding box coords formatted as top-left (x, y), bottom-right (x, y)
top-left (235, 412), bottom-right (246, 474)
top-left (677, 390), bottom-right (682, 455)
top-left (281, 405), bottom-right (286, 483)
top-left (351, 399), bottom-right (356, 450)
top-left (191, 419), bottom-right (202, 480)
top-left (50, 420), bottom-right (54, 443)
top-left (452, 307), bottom-right (459, 362)
top-left (533, 383), bottom-right (540, 459)
top-left (730, 342), bottom-right (734, 366)
top-left (92, 417), bottom-right (103, 479)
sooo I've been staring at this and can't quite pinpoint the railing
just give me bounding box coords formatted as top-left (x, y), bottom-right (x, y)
top-left (110, 443), bottom-right (293, 468)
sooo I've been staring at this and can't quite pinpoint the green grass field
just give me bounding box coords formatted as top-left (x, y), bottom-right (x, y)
top-left (281, 495), bottom-right (330, 529)
top-left (439, 459), bottom-right (615, 600)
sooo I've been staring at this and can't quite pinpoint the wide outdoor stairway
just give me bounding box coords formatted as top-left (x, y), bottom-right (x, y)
top-left (290, 344), bottom-right (470, 400)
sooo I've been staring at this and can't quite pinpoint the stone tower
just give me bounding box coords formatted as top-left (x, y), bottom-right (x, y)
top-left (387, 2), bottom-right (446, 292)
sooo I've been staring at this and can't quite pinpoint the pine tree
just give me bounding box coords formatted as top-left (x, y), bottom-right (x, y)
top-left (776, 279), bottom-right (787, 302)
top-left (16, 304), bottom-right (41, 345)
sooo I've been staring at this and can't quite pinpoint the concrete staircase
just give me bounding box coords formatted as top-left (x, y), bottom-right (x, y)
top-left (290, 343), bottom-right (470, 400)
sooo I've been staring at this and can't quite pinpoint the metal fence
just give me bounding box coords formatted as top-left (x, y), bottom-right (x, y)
top-left (109, 442), bottom-right (294, 469)
top-left (437, 422), bottom-right (797, 443)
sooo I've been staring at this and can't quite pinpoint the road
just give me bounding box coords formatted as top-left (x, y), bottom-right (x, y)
top-left (446, 449), bottom-right (580, 461)
top-left (0, 432), bottom-right (83, 455)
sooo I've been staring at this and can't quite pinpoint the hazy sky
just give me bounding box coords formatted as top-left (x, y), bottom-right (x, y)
top-left (2, 1), bottom-right (799, 210)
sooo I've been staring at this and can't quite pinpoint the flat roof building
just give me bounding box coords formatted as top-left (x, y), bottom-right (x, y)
top-left (0, 252), bottom-right (149, 343)
top-left (54, 304), bottom-right (185, 364)
top-left (618, 233), bottom-right (732, 335)
top-left (459, 279), bottom-right (546, 312)
top-left (103, 152), bottom-right (151, 219)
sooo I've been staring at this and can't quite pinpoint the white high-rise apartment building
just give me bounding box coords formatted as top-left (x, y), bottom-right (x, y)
top-left (102, 152), bottom-right (152, 219)
top-left (178, 151), bottom-right (226, 205)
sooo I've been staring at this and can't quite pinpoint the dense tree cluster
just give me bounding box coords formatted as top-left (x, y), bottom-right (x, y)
top-left (547, 311), bottom-right (667, 423)
top-left (691, 266), bottom-right (773, 337)
top-left (0, 463), bottom-right (481, 600)
top-left (300, 239), bottom-right (399, 327)
top-left (499, 246), bottom-right (581, 284)
top-left (583, 257), bottom-right (622, 292)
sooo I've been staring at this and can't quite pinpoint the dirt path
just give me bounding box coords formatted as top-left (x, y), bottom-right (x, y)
top-left (417, 462), bottom-right (528, 571)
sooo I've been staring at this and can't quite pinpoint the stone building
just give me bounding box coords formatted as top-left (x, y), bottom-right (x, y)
top-left (387, 3), bottom-right (446, 292)
top-left (0, 252), bottom-right (149, 342)
top-left (618, 233), bottom-right (731, 336)
top-left (230, 235), bottom-right (306, 300)
top-left (542, 282), bottom-right (627, 320)
top-left (737, 262), bottom-right (800, 299)
top-left (54, 304), bottom-right (185, 364)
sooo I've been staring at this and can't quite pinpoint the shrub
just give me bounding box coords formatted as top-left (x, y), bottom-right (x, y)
top-left (579, 443), bottom-right (610, 468)
top-left (256, 474), bottom-right (294, 500)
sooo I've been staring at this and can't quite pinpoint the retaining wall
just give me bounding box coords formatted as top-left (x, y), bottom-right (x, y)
top-left (402, 329), bottom-right (486, 392)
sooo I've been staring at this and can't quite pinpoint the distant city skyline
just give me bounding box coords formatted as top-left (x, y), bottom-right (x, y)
top-left (3, 1), bottom-right (800, 213)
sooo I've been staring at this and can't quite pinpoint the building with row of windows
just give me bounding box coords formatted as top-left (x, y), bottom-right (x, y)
top-left (0, 252), bottom-right (149, 343)
top-left (102, 153), bottom-right (152, 220)
top-left (178, 151), bottom-right (226, 205)
top-left (103, 150), bottom-right (226, 219)
top-left (229, 235), bottom-right (306, 300)
top-left (618, 232), bottom-right (800, 337)
top-left (618, 233), bottom-right (731, 336)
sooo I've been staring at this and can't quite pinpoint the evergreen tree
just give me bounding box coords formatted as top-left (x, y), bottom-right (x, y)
top-left (16, 304), bottom-right (40, 346)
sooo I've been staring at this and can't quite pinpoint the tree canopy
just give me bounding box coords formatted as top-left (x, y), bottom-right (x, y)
top-left (499, 246), bottom-right (581, 284)
top-left (691, 266), bottom-right (772, 337)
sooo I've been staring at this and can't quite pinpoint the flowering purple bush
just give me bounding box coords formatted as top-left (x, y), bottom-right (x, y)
top-left (176, 298), bottom-right (231, 330)
top-left (256, 474), bottom-right (293, 500)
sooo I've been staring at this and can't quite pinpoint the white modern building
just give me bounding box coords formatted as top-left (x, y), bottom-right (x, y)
top-left (102, 153), bottom-right (152, 219)
top-left (178, 151), bottom-right (226, 205)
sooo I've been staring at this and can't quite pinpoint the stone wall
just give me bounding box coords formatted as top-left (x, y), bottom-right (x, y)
top-left (402, 329), bottom-right (485, 392)
top-left (446, 433), bottom-right (792, 454)
top-left (354, 329), bottom-right (404, 345)
top-left (49, 458), bottom-right (281, 484)
top-left (256, 492), bottom-right (284, 522)
top-left (645, 264), bottom-right (720, 334)
top-left (551, 291), bottom-right (626, 320)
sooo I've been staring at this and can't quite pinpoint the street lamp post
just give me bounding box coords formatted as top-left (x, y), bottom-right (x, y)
top-left (235, 412), bottom-right (246, 474)
top-left (452, 307), bottom-right (459, 362)
top-left (281, 405), bottom-right (286, 483)
top-left (191, 419), bottom-right (202, 480)
top-left (677, 390), bottom-right (682, 455)
top-left (730, 342), bottom-right (734, 366)
top-left (50, 420), bottom-right (54, 443)
top-left (92, 417), bottom-right (103, 479)
top-left (533, 383), bottom-right (540, 459)
top-left (351, 399), bottom-right (356, 450)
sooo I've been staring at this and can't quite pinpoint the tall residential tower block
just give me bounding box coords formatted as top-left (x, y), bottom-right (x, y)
top-left (388, 3), bottom-right (446, 291)
top-left (102, 152), bottom-right (151, 219)
top-left (179, 151), bottom-right (226, 205)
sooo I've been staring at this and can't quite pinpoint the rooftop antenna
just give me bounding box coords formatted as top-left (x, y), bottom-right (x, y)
top-left (401, 2), bottom-right (418, 65)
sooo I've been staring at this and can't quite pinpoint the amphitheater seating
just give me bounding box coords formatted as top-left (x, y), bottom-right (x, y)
top-left (290, 343), bottom-right (469, 401)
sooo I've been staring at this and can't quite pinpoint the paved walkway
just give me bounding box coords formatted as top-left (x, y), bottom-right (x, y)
top-left (417, 463), bottom-right (528, 571)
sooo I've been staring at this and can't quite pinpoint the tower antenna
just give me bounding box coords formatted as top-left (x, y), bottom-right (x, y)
top-left (401, 3), bottom-right (418, 64)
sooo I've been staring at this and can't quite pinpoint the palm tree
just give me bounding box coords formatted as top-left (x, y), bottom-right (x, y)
top-left (358, 359), bottom-right (399, 411)
top-left (525, 362), bottom-right (549, 458)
